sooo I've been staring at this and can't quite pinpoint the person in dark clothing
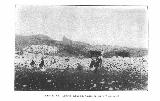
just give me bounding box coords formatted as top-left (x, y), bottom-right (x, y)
top-left (39, 57), bottom-right (44, 69)
top-left (30, 60), bottom-right (35, 67)
top-left (89, 50), bottom-right (102, 73)
top-left (94, 56), bottom-right (102, 73)
top-left (89, 58), bottom-right (96, 68)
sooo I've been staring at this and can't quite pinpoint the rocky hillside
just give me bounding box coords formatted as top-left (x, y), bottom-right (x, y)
top-left (15, 34), bottom-right (148, 58)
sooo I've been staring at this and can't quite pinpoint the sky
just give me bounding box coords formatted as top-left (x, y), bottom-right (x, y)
top-left (15, 5), bottom-right (148, 48)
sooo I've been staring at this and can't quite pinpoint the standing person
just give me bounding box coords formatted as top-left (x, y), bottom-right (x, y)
top-left (94, 56), bottom-right (102, 73)
top-left (89, 57), bottom-right (96, 69)
top-left (39, 57), bottom-right (45, 69)
top-left (89, 51), bottom-right (102, 73)
top-left (30, 59), bottom-right (35, 67)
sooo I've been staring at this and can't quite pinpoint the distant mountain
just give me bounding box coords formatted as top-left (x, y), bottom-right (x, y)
top-left (15, 34), bottom-right (148, 58)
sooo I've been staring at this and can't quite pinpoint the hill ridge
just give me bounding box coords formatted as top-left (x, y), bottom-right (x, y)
top-left (15, 34), bottom-right (148, 57)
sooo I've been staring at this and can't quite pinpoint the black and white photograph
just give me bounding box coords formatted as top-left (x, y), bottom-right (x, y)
top-left (14, 5), bottom-right (148, 91)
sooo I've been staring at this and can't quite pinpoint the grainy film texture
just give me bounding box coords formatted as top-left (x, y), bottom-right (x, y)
top-left (14, 6), bottom-right (148, 91)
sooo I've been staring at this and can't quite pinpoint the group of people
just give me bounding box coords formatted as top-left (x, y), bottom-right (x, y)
top-left (29, 50), bottom-right (103, 73)
top-left (89, 50), bottom-right (103, 73)
top-left (30, 57), bottom-right (45, 69)
top-left (89, 56), bottom-right (102, 73)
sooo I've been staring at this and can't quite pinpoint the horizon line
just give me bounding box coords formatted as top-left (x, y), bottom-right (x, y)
top-left (15, 34), bottom-right (148, 49)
